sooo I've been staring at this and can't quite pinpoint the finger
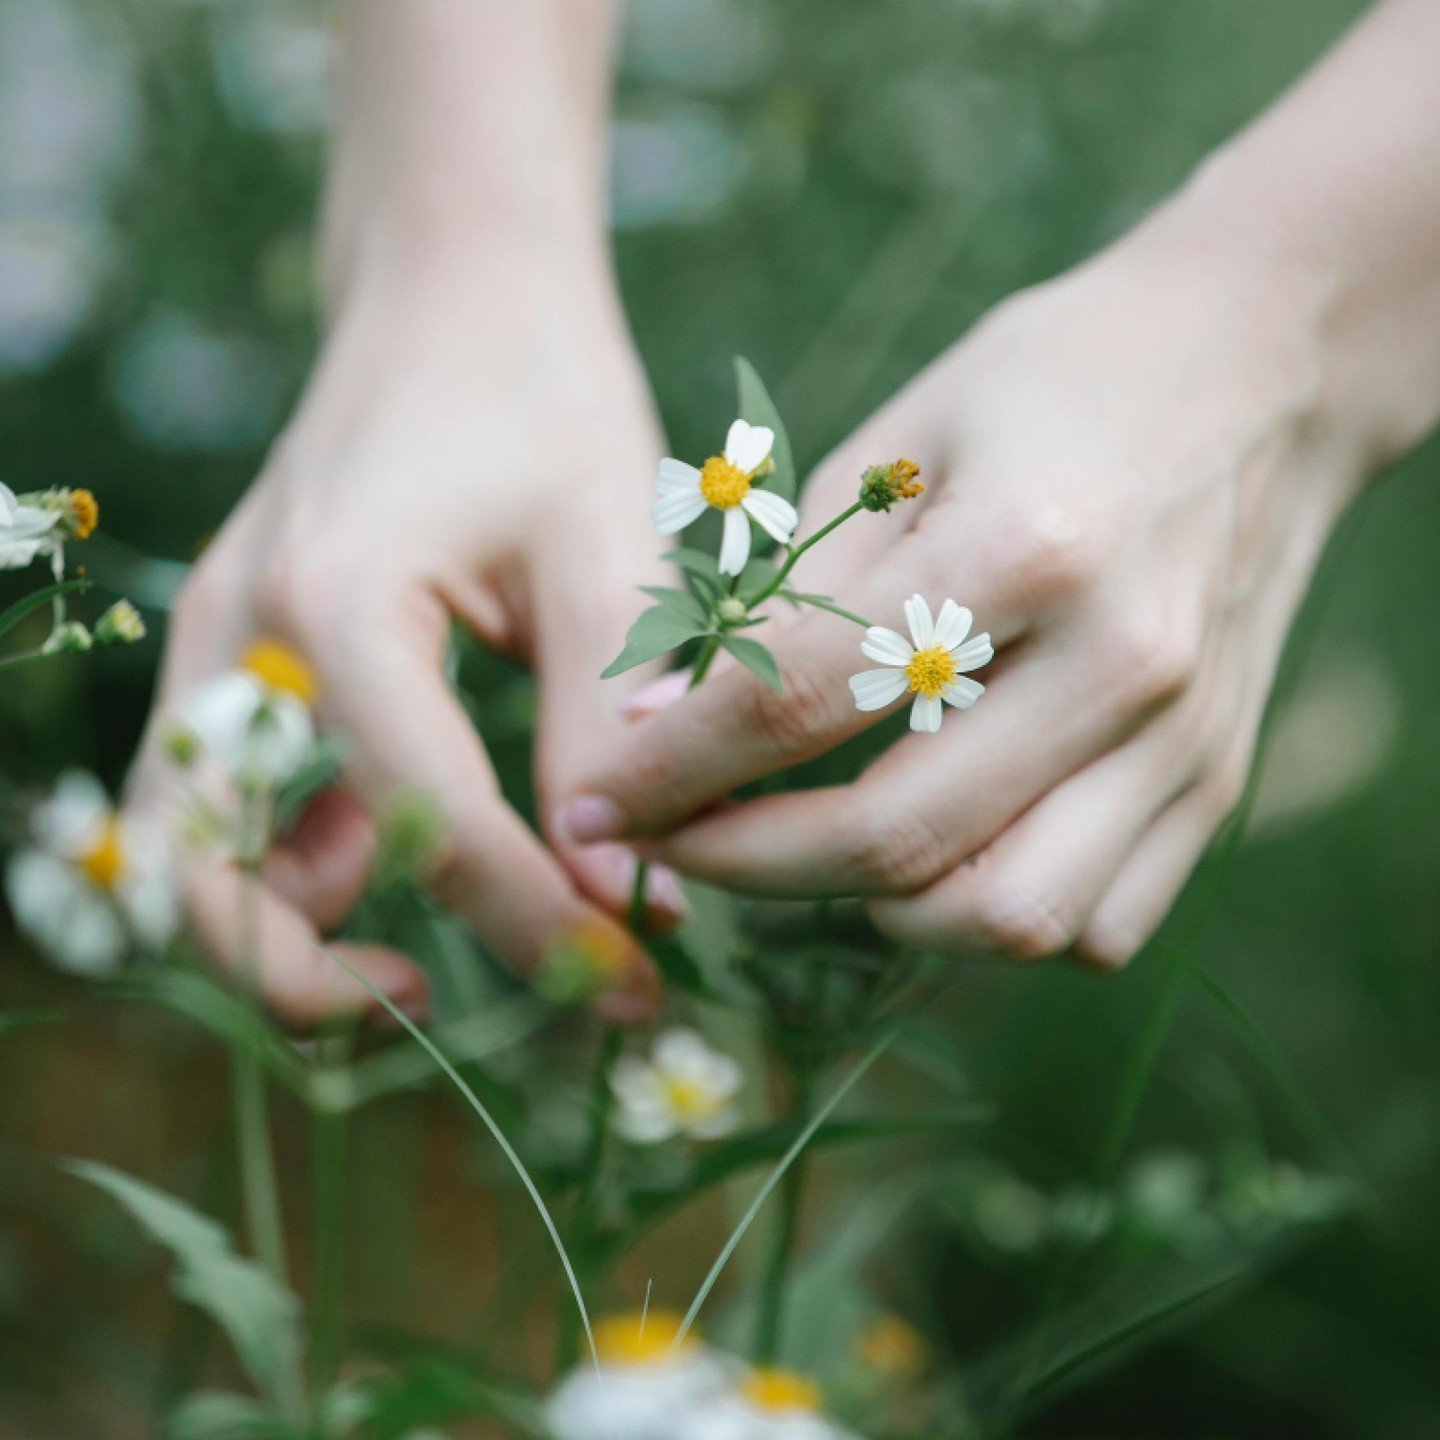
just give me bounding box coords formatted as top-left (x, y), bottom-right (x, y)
top-left (263, 786), bottom-right (376, 931)
top-left (642, 629), bottom-right (1170, 898)
top-left (530, 540), bottom-right (688, 931)
top-left (866, 733), bottom-right (1191, 962)
top-left (185, 854), bottom-right (429, 1030)
top-left (557, 534), bottom-right (1024, 843)
top-left (1075, 777), bottom-right (1240, 970)
top-left (314, 600), bottom-right (660, 1024)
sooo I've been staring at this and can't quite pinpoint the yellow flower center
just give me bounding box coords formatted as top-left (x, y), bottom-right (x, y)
top-left (594, 1310), bottom-right (695, 1366)
top-left (904, 645), bottom-right (957, 699)
top-left (69, 489), bottom-right (99, 539)
top-left (857, 1314), bottom-right (929, 1376)
top-left (568, 920), bottom-right (635, 986)
top-left (699, 455), bottom-right (752, 510)
top-left (78, 818), bottom-right (127, 891)
top-left (661, 1075), bottom-right (720, 1123)
top-left (241, 639), bottom-right (318, 706)
top-left (742, 1369), bottom-right (822, 1413)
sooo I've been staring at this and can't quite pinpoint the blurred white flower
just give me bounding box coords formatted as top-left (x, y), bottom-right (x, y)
top-left (679, 1370), bottom-right (856, 1440)
top-left (0, 483), bottom-right (61, 569)
top-left (0, 207), bottom-right (108, 373)
top-left (612, 1028), bottom-right (743, 1143)
top-left (170, 639), bottom-right (318, 790)
top-left (110, 312), bottom-right (285, 453)
top-left (849, 595), bottom-right (992, 733)
top-left (4, 770), bottom-right (176, 975)
top-left (545, 1311), bottom-right (732, 1440)
top-left (654, 419), bottom-right (797, 575)
top-left (211, 9), bottom-right (333, 134)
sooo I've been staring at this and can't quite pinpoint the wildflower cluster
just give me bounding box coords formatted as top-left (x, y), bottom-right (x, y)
top-left (606, 358), bottom-right (992, 732)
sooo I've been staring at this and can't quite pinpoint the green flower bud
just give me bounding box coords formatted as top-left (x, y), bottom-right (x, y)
top-left (717, 597), bottom-right (749, 627)
top-left (859, 458), bottom-right (924, 513)
top-left (94, 599), bottom-right (146, 646)
top-left (43, 621), bottom-right (92, 654)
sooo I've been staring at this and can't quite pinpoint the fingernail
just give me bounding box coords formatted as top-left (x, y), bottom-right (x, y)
top-left (621, 670), bottom-right (690, 721)
top-left (559, 794), bottom-right (624, 844)
top-left (645, 864), bottom-right (688, 919)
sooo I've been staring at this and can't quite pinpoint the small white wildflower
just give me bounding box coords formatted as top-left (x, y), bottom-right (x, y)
top-left (545, 1312), bottom-right (733, 1440)
top-left (94, 598), bottom-right (146, 646)
top-left (612, 1028), bottom-right (743, 1144)
top-left (0, 480), bottom-right (62, 570)
top-left (653, 419), bottom-right (798, 575)
top-left (169, 638), bottom-right (318, 789)
top-left (679, 1370), bottom-right (858, 1440)
top-left (4, 771), bottom-right (177, 976)
top-left (848, 594), bottom-right (993, 734)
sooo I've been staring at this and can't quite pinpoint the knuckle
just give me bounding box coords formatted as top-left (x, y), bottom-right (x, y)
top-left (844, 810), bottom-right (951, 893)
top-left (1105, 614), bottom-right (1199, 709)
top-left (1074, 922), bottom-right (1139, 973)
top-left (966, 876), bottom-right (1080, 961)
top-left (745, 658), bottom-right (842, 757)
top-left (1009, 504), bottom-right (1103, 600)
top-left (254, 550), bottom-right (343, 643)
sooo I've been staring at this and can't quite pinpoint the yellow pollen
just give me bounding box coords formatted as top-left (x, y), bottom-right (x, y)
top-left (890, 458), bottom-right (925, 501)
top-left (79, 818), bottom-right (127, 891)
top-left (241, 639), bottom-right (318, 706)
top-left (594, 1310), bottom-right (695, 1366)
top-left (69, 489), bottom-right (99, 539)
top-left (904, 645), bottom-right (957, 699)
top-left (699, 455), bottom-right (752, 510)
top-left (661, 1075), bottom-right (719, 1123)
top-left (742, 1369), bottom-right (822, 1413)
top-left (567, 920), bottom-right (635, 986)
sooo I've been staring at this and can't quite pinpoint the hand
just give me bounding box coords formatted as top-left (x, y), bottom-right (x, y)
top-left (130, 254), bottom-right (679, 1025)
top-left (558, 220), bottom-right (1366, 969)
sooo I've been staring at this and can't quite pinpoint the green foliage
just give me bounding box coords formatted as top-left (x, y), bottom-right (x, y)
top-left (735, 357), bottom-right (797, 502)
top-left (720, 634), bottom-right (783, 692)
top-left (601, 599), bottom-right (710, 677)
top-left (64, 1161), bottom-right (306, 1415)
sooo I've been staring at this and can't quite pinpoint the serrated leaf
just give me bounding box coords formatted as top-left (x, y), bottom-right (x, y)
top-left (720, 635), bottom-right (782, 693)
top-left (735, 357), bottom-right (797, 501)
top-left (602, 604), bottom-right (709, 678)
top-left (65, 1161), bottom-right (305, 1412)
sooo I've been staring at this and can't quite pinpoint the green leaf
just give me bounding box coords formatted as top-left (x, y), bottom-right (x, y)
top-left (272, 734), bottom-right (349, 832)
top-left (780, 590), bottom-right (872, 628)
top-left (167, 1392), bottom-right (287, 1440)
top-left (720, 635), bottom-right (782, 693)
top-left (734, 356), bottom-right (797, 501)
top-left (637, 586), bottom-right (708, 625)
top-left (0, 578), bottom-right (90, 642)
top-left (602, 604), bottom-right (708, 679)
top-left (64, 1161), bottom-right (305, 1411)
top-left (663, 547), bottom-right (723, 585)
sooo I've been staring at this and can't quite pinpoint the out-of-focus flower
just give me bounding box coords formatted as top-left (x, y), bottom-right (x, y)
top-left (4, 770), bottom-right (176, 975)
top-left (110, 311), bottom-right (285, 453)
top-left (41, 619), bottom-right (91, 653)
top-left (0, 487), bottom-right (60, 569)
top-left (858, 459), bottom-right (924, 513)
top-left (849, 595), bottom-right (992, 733)
top-left (654, 420), bottom-right (797, 576)
top-left (169, 638), bottom-right (318, 789)
top-left (680, 1369), bottom-right (856, 1440)
top-left (855, 1313), bottom-right (929, 1379)
top-left (94, 598), bottom-right (145, 646)
top-left (612, 1028), bottom-right (743, 1143)
top-left (545, 1311), bottom-right (732, 1440)
top-left (539, 919), bottom-right (642, 1005)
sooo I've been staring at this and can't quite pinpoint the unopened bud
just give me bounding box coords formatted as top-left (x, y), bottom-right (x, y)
top-left (859, 458), bottom-right (925, 513)
top-left (717, 597), bottom-right (749, 627)
top-left (95, 599), bottom-right (146, 646)
top-left (43, 621), bottom-right (92, 654)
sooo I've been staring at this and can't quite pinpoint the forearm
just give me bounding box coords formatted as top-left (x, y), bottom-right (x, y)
top-left (320, 0), bottom-right (620, 307)
top-left (1114, 0), bottom-right (1440, 475)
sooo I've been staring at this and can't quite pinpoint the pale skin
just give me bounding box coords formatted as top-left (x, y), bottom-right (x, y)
top-left (137, 0), bottom-right (1440, 1017)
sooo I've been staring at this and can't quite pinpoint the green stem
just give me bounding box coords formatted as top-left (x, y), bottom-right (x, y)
top-left (749, 502), bottom-right (865, 611)
top-left (309, 1031), bottom-right (352, 1396)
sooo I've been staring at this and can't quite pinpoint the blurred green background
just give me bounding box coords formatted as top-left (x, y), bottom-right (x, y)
top-left (2, 0), bottom-right (1438, 1435)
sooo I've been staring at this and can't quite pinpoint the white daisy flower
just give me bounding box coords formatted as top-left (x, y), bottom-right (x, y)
top-left (654, 419), bottom-right (799, 575)
top-left (0, 480), bottom-right (62, 571)
top-left (4, 771), bottom-right (177, 976)
top-left (848, 594), bottom-right (993, 735)
top-left (545, 1311), bottom-right (733, 1440)
top-left (612, 1028), bottom-right (744, 1144)
top-left (170, 639), bottom-right (318, 789)
top-left (678, 1370), bottom-right (858, 1440)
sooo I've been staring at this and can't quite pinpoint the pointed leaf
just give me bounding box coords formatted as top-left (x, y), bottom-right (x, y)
top-left (602, 604), bottom-right (708, 678)
top-left (734, 357), bottom-right (797, 501)
top-left (637, 586), bottom-right (708, 625)
top-left (720, 635), bottom-right (782, 693)
top-left (65, 1161), bottom-right (305, 1410)
top-left (0, 578), bottom-right (90, 642)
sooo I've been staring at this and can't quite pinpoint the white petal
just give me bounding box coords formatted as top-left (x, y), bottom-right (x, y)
top-left (652, 1027), bottom-right (714, 1075)
top-left (657, 458), bottom-right (702, 493)
top-left (934, 598), bottom-right (973, 651)
top-left (652, 489), bottom-right (708, 535)
top-left (718, 506), bottom-right (751, 575)
top-left (952, 632), bottom-right (994, 673)
top-left (903, 594), bottom-right (934, 649)
top-left (740, 488), bottom-right (798, 545)
top-left (723, 419), bottom-right (774, 474)
top-left (910, 693), bottom-right (943, 733)
top-left (860, 627), bottom-right (913, 666)
top-left (849, 668), bottom-right (908, 712)
top-left (32, 771), bottom-right (111, 858)
top-left (942, 676), bottom-right (985, 708)
top-left (1, 506), bottom-right (61, 541)
top-left (0, 481), bottom-right (16, 523)
top-left (615, 1104), bottom-right (681, 1145)
top-left (689, 1105), bottom-right (742, 1140)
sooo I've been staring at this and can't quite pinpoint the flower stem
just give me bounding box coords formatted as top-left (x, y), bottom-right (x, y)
top-left (308, 1030), bottom-right (352, 1396)
top-left (749, 502), bottom-right (865, 611)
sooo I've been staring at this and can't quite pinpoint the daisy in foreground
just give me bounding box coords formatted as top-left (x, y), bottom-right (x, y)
top-left (612, 1028), bottom-right (744, 1144)
top-left (4, 771), bottom-right (176, 975)
top-left (849, 594), bottom-right (993, 734)
top-left (654, 419), bottom-right (798, 575)
top-left (679, 1369), bottom-right (858, 1440)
